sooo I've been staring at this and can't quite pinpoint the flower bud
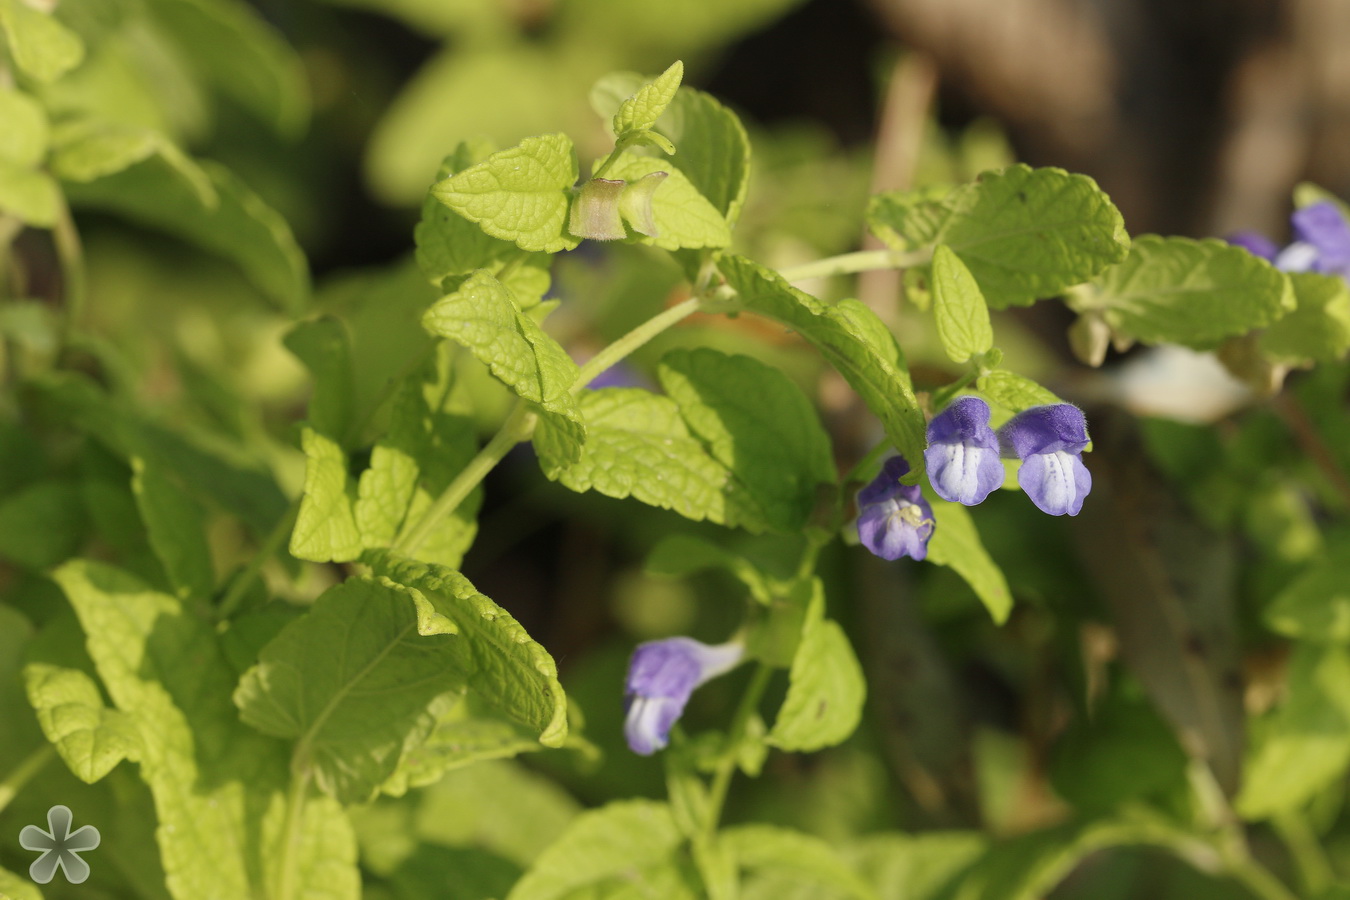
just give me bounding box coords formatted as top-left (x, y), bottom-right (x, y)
top-left (568, 177), bottom-right (627, 241)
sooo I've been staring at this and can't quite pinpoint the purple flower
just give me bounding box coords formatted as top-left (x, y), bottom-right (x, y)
top-left (997, 404), bottom-right (1092, 516)
top-left (624, 637), bottom-right (743, 755)
top-left (856, 455), bottom-right (934, 561)
top-left (924, 396), bottom-right (1004, 506)
top-left (1228, 201), bottom-right (1350, 278)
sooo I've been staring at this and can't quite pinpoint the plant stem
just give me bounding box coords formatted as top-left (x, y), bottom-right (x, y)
top-left (217, 498), bottom-right (300, 620)
top-left (930, 367), bottom-right (982, 411)
top-left (392, 402), bottom-right (535, 557)
top-left (1224, 855), bottom-right (1299, 900)
top-left (274, 763), bottom-right (311, 900)
top-left (703, 663), bottom-right (772, 838)
top-left (1272, 810), bottom-right (1334, 896)
top-left (775, 248), bottom-right (928, 284)
top-left (52, 198), bottom-right (86, 350)
top-left (572, 296), bottom-right (703, 394)
top-left (0, 744), bottom-right (55, 815)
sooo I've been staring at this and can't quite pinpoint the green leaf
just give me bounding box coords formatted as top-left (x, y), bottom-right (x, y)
top-left (131, 457), bottom-right (214, 602)
top-left (1239, 644), bottom-right (1350, 818)
top-left (367, 552), bottom-right (569, 748)
top-left (0, 160), bottom-right (60, 226)
top-left (931, 244), bottom-right (994, 363)
top-left (599, 153), bottom-right (732, 249)
top-left (23, 661), bottom-right (143, 783)
top-left (0, 480), bottom-right (84, 569)
top-left (0, 865), bottom-right (43, 900)
top-left (645, 534), bottom-right (776, 605)
top-left (657, 348), bottom-right (836, 532)
top-left (767, 579), bottom-right (865, 751)
top-left (975, 370), bottom-right (1065, 414)
top-left (925, 498), bottom-right (1013, 624)
top-left (1261, 271), bottom-right (1350, 364)
top-left (0, 0), bottom-right (83, 82)
top-left (1265, 555), bottom-right (1350, 642)
top-left (290, 425), bottom-right (363, 563)
top-left (719, 254), bottom-right (927, 480)
top-left (1073, 235), bottom-right (1294, 349)
top-left (422, 269), bottom-right (584, 462)
top-left (613, 60), bottom-right (683, 137)
top-left (284, 317), bottom-right (356, 443)
top-left (506, 799), bottom-right (683, 900)
top-left (234, 577), bottom-right (465, 804)
top-left (143, 0), bottom-right (310, 136)
top-left (53, 559), bottom-right (359, 900)
top-left (0, 89), bottom-right (47, 166)
top-left (534, 387), bottom-right (769, 532)
top-left (429, 133), bottom-right (579, 254)
top-left (722, 825), bottom-right (879, 900)
top-left (56, 130), bottom-right (309, 313)
top-left (868, 165), bottom-right (1129, 308)
top-left (380, 695), bottom-right (546, 796)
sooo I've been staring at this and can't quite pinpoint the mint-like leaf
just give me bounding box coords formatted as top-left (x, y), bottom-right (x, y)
top-left (1261, 271), bottom-right (1350, 364)
top-left (925, 497), bottom-right (1013, 624)
top-left (0, 0), bottom-right (83, 82)
top-left (656, 348), bottom-right (835, 532)
top-left (722, 825), bottom-right (879, 900)
top-left (1073, 235), bottom-right (1294, 349)
top-left (23, 662), bottom-right (144, 783)
top-left (720, 254), bottom-right (926, 480)
top-left (868, 165), bottom-right (1130, 308)
top-left (422, 269), bottom-right (584, 462)
top-left (131, 457), bottom-right (214, 602)
top-left (430, 133), bottom-right (579, 254)
top-left (976, 370), bottom-right (1066, 414)
top-left (290, 426), bottom-right (362, 563)
top-left (0, 89), bottom-right (47, 167)
top-left (234, 577), bottom-right (465, 804)
top-left (601, 153), bottom-right (731, 249)
top-left (0, 161), bottom-right (59, 226)
top-left (612, 60), bottom-right (682, 138)
top-left (931, 243), bottom-right (994, 362)
top-left (284, 317), bottom-right (356, 444)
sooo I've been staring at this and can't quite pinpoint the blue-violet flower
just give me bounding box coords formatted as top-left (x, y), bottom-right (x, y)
top-left (997, 404), bottom-right (1092, 516)
top-left (624, 637), bottom-right (743, 755)
top-left (856, 455), bottom-right (934, 561)
top-left (925, 396), bottom-right (1004, 506)
top-left (1229, 201), bottom-right (1350, 279)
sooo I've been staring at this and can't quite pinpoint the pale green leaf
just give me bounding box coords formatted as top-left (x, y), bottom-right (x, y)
top-left (0, 160), bottom-right (59, 226)
top-left (657, 347), bottom-right (835, 531)
top-left (722, 825), bottom-right (879, 900)
top-left (1074, 235), bottom-right (1294, 349)
top-left (234, 577), bottom-right (464, 804)
top-left (0, 0), bottom-right (83, 82)
top-left (767, 579), bottom-right (865, 751)
top-left (284, 317), bottom-right (356, 442)
top-left (1239, 645), bottom-right (1350, 818)
top-left (506, 799), bottom-right (683, 900)
top-left (600, 153), bottom-right (731, 249)
top-left (613, 60), bottom-right (683, 137)
top-left (367, 552), bottom-right (569, 748)
top-left (868, 165), bottom-right (1130, 308)
top-left (849, 831), bottom-right (987, 900)
top-left (143, 0), bottom-right (310, 136)
top-left (1265, 555), bottom-right (1350, 642)
top-left (534, 387), bottom-right (769, 532)
top-left (931, 244), bottom-right (994, 363)
top-left (975, 370), bottom-right (1064, 414)
top-left (381, 694), bottom-right (545, 796)
top-left (430, 132), bottom-right (579, 253)
top-left (925, 498), bottom-right (1013, 624)
top-left (131, 457), bottom-right (214, 602)
top-left (49, 120), bottom-right (216, 204)
top-left (0, 89), bottom-right (47, 166)
top-left (0, 865), bottom-right (43, 900)
top-left (422, 269), bottom-right (584, 462)
top-left (1261, 271), bottom-right (1350, 364)
top-left (719, 254), bottom-right (927, 480)
top-left (290, 426), bottom-right (363, 563)
top-left (23, 661), bottom-right (143, 783)
top-left (53, 559), bottom-right (359, 900)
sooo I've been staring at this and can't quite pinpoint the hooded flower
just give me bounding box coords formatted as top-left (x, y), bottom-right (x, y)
top-left (924, 396), bottom-right (1004, 506)
top-left (569, 172), bottom-right (668, 241)
top-left (856, 455), bottom-right (934, 561)
top-left (997, 404), bottom-right (1092, 516)
top-left (1229, 201), bottom-right (1350, 279)
top-left (623, 637), bottom-right (743, 755)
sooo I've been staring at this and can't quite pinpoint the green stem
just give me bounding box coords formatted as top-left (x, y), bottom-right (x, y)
top-left (842, 441), bottom-right (896, 492)
top-left (572, 296), bottom-right (703, 394)
top-left (52, 198), bottom-right (86, 350)
top-left (217, 498), bottom-right (300, 620)
top-left (1272, 810), bottom-right (1334, 896)
top-left (0, 744), bottom-right (55, 815)
top-left (591, 134), bottom-right (637, 181)
top-left (392, 402), bottom-right (535, 557)
top-left (930, 367), bottom-right (982, 411)
top-left (274, 763), bottom-right (311, 900)
top-left (775, 248), bottom-right (928, 284)
top-left (703, 663), bottom-right (772, 837)
top-left (1224, 854), bottom-right (1299, 900)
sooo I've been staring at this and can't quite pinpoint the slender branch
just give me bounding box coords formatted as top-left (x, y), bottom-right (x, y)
top-left (0, 744), bottom-right (55, 815)
top-left (572, 296), bottom-right (703, 393)
top-left (273, 763), bottom-right (311, 900)
top-left (703, 663), bottom-right (772, 837)
top-left (930, 368), bottom-right (982, 411)
top-left (392, 402), bottom-right (535, 557)
top-left (217, 498), bottom-right (300, 620)
top-left (776, 248), bottom-right (929, 284)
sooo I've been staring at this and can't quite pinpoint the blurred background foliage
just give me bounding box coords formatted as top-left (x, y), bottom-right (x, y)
top-left (4, 0), bottom-right (1350, 898)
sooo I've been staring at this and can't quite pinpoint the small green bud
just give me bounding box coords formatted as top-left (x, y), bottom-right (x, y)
top-left (619, 171), bottom-right (667, 237)
top-left (569, 177), bottom-right (627, 241)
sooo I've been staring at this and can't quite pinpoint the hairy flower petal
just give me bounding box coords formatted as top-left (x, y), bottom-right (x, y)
top-left (925, 396), bottom-right (1003, 506)
top-left (855, 455), bottom-right (934, 560)
top-left (623, 637), bottom-right (742, 755)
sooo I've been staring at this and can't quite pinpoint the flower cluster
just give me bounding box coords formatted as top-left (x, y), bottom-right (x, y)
top-left (622, 637), bottom-right (743, 755)
top-left (856, 397), bottom-right (1091, 561)
top-left (1229, 200), bottom-right (1350, 279)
